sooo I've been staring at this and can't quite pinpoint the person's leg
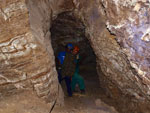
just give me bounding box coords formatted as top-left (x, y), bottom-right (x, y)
top-left (77, 75), bottom-right (85, 91)
top-left (64, 76), bottom-right (72, 96)
top-left (71, 76), bottom-right (77, 92)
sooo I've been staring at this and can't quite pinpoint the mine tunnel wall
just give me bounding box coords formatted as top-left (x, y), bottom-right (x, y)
top-left (1, 0), bottom-right (150, 112)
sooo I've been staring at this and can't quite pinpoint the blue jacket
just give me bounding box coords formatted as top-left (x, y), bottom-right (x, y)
top-left (57, 51), bottom-right (66, 65)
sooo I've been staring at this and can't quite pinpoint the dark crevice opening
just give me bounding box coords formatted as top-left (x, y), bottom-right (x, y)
top-left (50, 11), bottom-right (100, 97)
top-left (50, 11), bottom-right (119, 113)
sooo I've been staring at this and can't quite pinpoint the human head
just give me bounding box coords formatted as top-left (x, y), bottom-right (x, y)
top-left (73, 45), bottom-right (79, 55)
top-left (66, 43), bottom-right (73, 52)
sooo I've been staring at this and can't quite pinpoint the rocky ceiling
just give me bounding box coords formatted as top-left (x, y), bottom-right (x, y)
top-left (0, 0), bottom-right (150, 112)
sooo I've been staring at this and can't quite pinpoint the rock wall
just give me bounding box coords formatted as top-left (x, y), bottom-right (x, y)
top-left (0, 0), bottom-right (34, 90)
top-left (0, 0), bottom-right (59, 103)
top-left (73, 0), bottom-right (150, 112)
top-left (0, 0), bottom-right (75, 106)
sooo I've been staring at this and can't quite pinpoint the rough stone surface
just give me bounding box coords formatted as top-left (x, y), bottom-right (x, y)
top-left (0, 0), bottom-right (61, 103)
top-left (73, 0), bottom-right (150, 112)
top-left (1, 0), bottom-right (150, 113)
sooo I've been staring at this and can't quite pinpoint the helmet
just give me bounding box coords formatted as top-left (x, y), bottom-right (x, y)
top-left (73, 46), bottom-right (79, 54)
top-left (66, 43), bottom-right (73, 50)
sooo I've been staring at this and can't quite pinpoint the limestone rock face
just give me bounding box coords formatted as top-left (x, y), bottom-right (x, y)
top-left (104, 0), bottom-right (150, 87)
top-left (101, 0), bottom-right (150, 99)
top-left (73, 0), bottom-right (150, 112)
top-left (0, 0), bottom-right (61, 102)
top-left (1, 0), bottom-right (150, 112)
top-left (0, 0), bottom-right (33, 88)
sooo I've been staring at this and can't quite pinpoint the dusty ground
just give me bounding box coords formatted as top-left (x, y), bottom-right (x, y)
top-left (0, 64), bottom-right (118, 113)
top-left (53, 64), bottom-right (118, 113)
top-left (52, 65), bottom-right (118, 113)
top-left (0, 89), bottom-right (51, 113)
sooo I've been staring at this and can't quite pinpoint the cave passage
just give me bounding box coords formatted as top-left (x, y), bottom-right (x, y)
top-left (50, 11), bottom-right (99, 94)
top-left (50, 11), bottom-right (107, 112)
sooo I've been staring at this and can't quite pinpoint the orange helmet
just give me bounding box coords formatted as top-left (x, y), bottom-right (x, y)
top-left (73, 46), bottom-right (79, 54)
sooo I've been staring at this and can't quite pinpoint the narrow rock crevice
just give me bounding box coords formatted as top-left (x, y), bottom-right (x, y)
top-left (50, 11), bottom-right (118, 113)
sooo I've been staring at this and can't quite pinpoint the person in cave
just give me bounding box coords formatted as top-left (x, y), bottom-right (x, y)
top-left (60, 43), bottom-right (76, 97)
top-left (71, 46), bottom-right (85, 94)
top-left (57, 51), bottom-right (66, 83)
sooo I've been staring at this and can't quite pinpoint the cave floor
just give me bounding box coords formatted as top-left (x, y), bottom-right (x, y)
top-left (0, 65), bottom-right (118, 113)
top-left (52, 65), bottom-right (118, 113)
top-left (0, 89), bottom-right (51, 113)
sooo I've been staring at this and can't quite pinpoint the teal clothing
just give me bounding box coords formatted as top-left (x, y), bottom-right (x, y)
top-left (71, 54), bottom-right (85, 91)
top-left (74, 54), bottom-right (80, 73)
top-left (71, 72), bottom-right (85, 91)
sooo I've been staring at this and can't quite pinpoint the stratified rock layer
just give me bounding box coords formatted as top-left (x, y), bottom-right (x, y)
top-left (0, 0), bottom-right (59, 103)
